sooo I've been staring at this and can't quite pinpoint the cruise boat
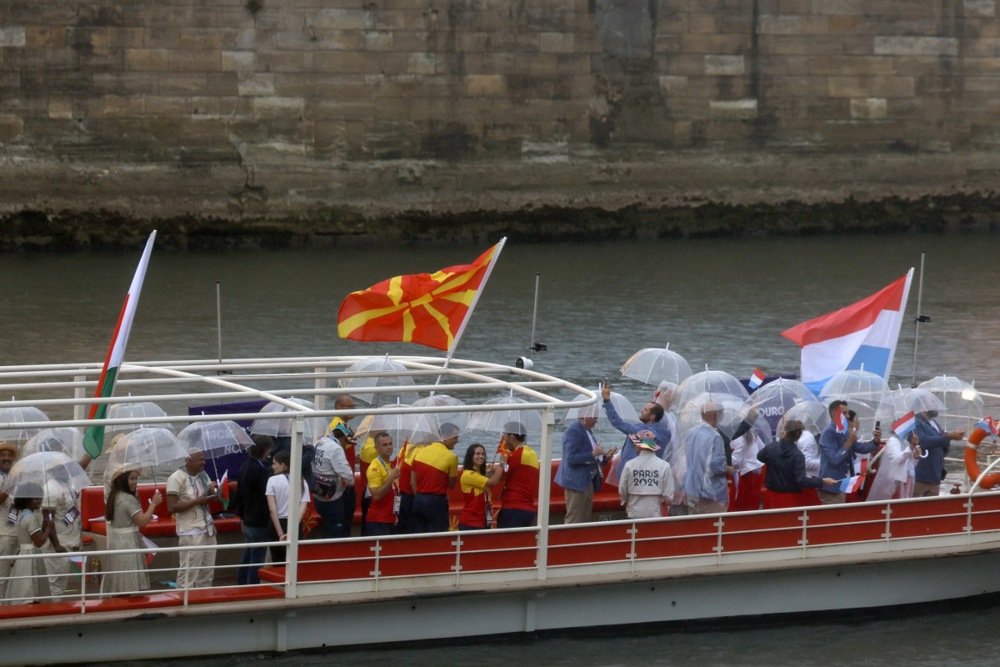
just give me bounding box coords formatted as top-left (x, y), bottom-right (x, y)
top-left (2, 355), bottom-right (1000, 666)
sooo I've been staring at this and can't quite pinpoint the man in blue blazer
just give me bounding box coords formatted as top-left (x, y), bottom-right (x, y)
top-left (555, 416), bottom-right (604, 524)
top-left (913, 410), bottom-right (965, 497)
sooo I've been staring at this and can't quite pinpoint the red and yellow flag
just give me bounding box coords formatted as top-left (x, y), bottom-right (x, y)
top-left (337, 240), bottom-right (505, 352)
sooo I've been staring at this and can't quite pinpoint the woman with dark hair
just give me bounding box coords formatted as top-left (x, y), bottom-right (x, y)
top-left (4, 486), bottom-right (55, 604)
top-left (457, 444), bottom-right (505, 531)
top-left (101, 467), bottom-right (161, 596)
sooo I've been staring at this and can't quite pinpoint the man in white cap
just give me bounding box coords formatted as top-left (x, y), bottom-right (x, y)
top-left (683, 401), bottom-right (733, 515)
top-left (618, 429), bottom-right (673, 519)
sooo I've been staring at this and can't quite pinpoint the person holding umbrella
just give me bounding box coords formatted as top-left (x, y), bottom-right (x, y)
top-left (166, 450), bottom-right (219, 589)
top-left (496, 424), bottom-right (540, 529)
top-left (0, 441), bottom-right (20, 598)
top-left (4, 483), bottom-right (57, 604)
top-left (102, 465), bottom-right (162, 596)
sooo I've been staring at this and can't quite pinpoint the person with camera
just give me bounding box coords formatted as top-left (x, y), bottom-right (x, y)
top-left (912, 410), bottom-right (965, 497)
top-left (818, 400), bottom-right (881, 504)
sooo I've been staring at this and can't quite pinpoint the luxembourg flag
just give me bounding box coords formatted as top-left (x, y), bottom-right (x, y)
top-left (892, 411), bottom-right (917, 438)
top-left (748, 368), bottom-right (767, 390)
top-left (834, 406), bottom-right (848, 434)
top-left (82, 231), bottom-right (157, 458)
top-left (838, 474), bottom-right (866, 494)
top-left (781, 269), bottom-right (914, 394)
top-left (974, 417), bottom-right (998, 436)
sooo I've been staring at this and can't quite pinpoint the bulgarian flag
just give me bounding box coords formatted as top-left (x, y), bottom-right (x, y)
top-left (337, 238), bottom-right (506, 354)
top-left (82, 231), bottom-right (157, 458)
top-left (217, 470), bottom-right (231, 510)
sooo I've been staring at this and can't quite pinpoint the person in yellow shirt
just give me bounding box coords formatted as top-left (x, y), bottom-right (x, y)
top-left (411, 424), bottom-right (459, 533)
top-left (365, 432), bottom-right (400, 537)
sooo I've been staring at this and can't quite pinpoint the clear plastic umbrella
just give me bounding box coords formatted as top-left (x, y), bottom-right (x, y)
top-left (676, 369), bottom-right (750, 414)
top-left (0, 406), bottom-right (49, 444)
top-left (906, 387), bottom-right (947, 415)
top-left (917, 375), bottom-right (985, 431)
top-left (104, 427), bottom-right (188, 486)
top-left (411, 394), bottom-right (469, 433)
top-left (468, 395), bottom-right (543, 438)
top-left (677, 392), bottom-right (748, 441)
top-left (779, 399), bottom-right (830, 436)
top-left (354, 408), bottom-right (439, 447)
top-left (619, 344), bottom-right (693, 387)
top-left (876, 388), bottom-right (914, 435)
top-left (249, 398), bottom-right (327, 445)
top-left (819, 369), bottom-right (889, 440)
top-left (107, 401), bottom-right (173, 433)
top-left (5, 451), bottom-right (91, 499)
top-left (339, 356), bottom-right (419, 406)
top-left (22, 427), bottom-right (86, 460)
top-left (564, 389), bottom-right (638, 423)
top-left (177, 420), bottom-right (253, 458)
top-left (742, 378), bottom-right (816, 439)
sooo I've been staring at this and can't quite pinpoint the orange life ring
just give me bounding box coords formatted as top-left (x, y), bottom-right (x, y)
top-left (964, 427), bottom-right (1000, 489)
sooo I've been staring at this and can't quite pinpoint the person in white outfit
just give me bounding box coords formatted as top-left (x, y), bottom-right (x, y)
top-left (619, 430), bottom-right (674, 520)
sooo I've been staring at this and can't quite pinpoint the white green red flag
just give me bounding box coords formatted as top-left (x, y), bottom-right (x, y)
top-left (82, 231), bottom-right (157, 458)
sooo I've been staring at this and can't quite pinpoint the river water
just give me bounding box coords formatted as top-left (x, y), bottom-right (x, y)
top-left (4, 232), bottom-right (1000, 664)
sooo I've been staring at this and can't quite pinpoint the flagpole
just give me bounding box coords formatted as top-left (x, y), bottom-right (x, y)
top-left (445, 237), bottom-right (507, 362)
top-left (216, 281), bottom-right (223, 364)
top-left (910, 255), bottom-right (926, 387)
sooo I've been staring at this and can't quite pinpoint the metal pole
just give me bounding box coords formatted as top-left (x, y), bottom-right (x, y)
top-left (216, 281), bottom-right (223, 364)
top-left (285, 417), bottom-right (302, 599)
top-left (535, 406), bottom-right (554, 581)
top-left (911, 253), bottom-right (926, 387)
top-left (529, 273), bottom-right (540, 358)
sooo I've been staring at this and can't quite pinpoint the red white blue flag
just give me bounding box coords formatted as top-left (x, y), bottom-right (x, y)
top-left (838, 474), bottom-right (866, 494)
top-left (748, 368), bottom-right (766, 390)
top-left (781, 270), bottom-right (913, 394)
top-left (892, 411), bottom-right (917, 438)
top-left (834, 406), bottom-right (848, 434)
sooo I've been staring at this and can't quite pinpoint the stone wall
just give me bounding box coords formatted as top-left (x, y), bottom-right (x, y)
top-left (1, 0), bottom-right (999, 223)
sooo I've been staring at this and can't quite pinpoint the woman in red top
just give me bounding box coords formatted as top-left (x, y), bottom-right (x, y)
top-left (458, 444), bottom-right (505, 530)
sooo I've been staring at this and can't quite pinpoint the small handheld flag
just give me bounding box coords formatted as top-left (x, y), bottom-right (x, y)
top-left (834, 406), bottom-right (848, 434)
top-left (838, 474), bottom-right (865, 494)
top-left (748, 368), bottom-right (766, 390)
top-left (974, 417), bottom-right (998, 436)
top-left (892, 411), bottom-right (917, 438)
top-left (217, 470), bottom-right (230, 510)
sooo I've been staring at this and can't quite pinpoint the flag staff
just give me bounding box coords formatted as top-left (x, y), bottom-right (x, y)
top-left (910, 253), bottom-right (929, 387)
top-left (216, 281), bottom-right (223, 364)
top-left (445, 237), bottom-right (507, 363)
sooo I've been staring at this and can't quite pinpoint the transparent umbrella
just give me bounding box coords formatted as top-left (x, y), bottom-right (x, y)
top-left (355, 408), bottom-right (439, 447)
top-left (564, 389), bottom-right (638, 423)
top-left (22, 427), bottom-right (86, 460)
top-left (468, 395), bottom-right (544, 438)
top-left (177, 420), bottom-right (253, 458)
top-left (0, 406), bottom-right (50, 444)
top-left (249, 398), bottom-right (327, 445)
top-left (819, 369), bottom-right (889, 440)
top-left (676, 369), bottom-right (750, 414)
top-left (677, 392), bottom-right (748, 441)
top-left (107, 401), bottom-right (173, 433)
top-left (906, 387), bottom-right (947, 415)
top-left (619, 344), bottom-right (693, 387)
top-left (5, 451), bottom-right (91, 499)
top-left (917, 375), bottom-right (985, 431)
top-left (339, 356), bottom-right (419, 406)
top-left (779, 399), bottom-right (830, 437)
top-left (877, 388), bottom-right (915, 435)
top-left (411, 394), bottom-right (469, 433)
top-left (104, 427), bottom-right (188, 486)
top-left (742, 378), bottom-right (816, 439)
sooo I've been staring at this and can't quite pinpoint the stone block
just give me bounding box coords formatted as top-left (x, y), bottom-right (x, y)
top-left (109, 28), bottom-right (145, 49)
top-left (801, 16), bottom-right (830, 35)
top-left (827, 76), bottom-right (870, 97)
top-left (826, 15), bottom-right (863, 34)
top-left (681, 33), bottom-right (747, 54)
top-left (811, 0), bottom-right (862, 14)
top-left (850, 97), bottom-right (887, 119)
top-left (705, 55), bottom-right (744, 75)
top-left (126, 49), bottom-right (169, 71)
top-left (252, 96), bottom-right (306, 119)
top-left (757, 15), bottom-right (802, 35)
top-left (0, 27), bottom-right (26, 48)
top-left (539, 32), bottom-right (574, 53)
top-left (466, 74), bottom-right (507, 96)
top-left (307, 9), bottom-right (372, 31)
top-left (158, 73), bottom-right (210, 95)
top-left (871, 75), bottom-right (915, 97)
top-left (365, 31), bottom-right (394, 51)
top-left (688, 14), bottom-right (720, 34)
top-left (808, 56), bottom-right (895, 76)
top-left (312, 51), bottom-right (381, 74)
top-left (965, 0), bottom-right (996, 16)
top-left (0, 115), bottom-right (24, 141)
top-left (48, 99), bottom-right (74, 120)
top-left (143, 96), bottom-right (190, 115)
top-left (180, 28), bottom-right (233, 51)
top-left (169, 50), bottom-right (221, 72)
top-left (709, 98), bottom-right (758, 119)
top-left (874, 36), bottom-right (959, 57)
top-left (259, 51), bottom-right (306, 73)
top-left (222, 50), bottom-right (255, 73)
top-left (407, 52), bottom-right (436, 74)
top-left (26, 26), bottom-right (65, 49)
top-left (238, 74), bottom-right (276, 96)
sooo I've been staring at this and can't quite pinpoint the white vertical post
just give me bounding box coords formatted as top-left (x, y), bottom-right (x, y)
top-left (314, 367), bottom-right (327, 413)
top-left (535, 406), bottom-right (554, 581)
top-left (74, 374), bottom-right (86, 421)
top-left (285, 417), bottom-right (302, 599)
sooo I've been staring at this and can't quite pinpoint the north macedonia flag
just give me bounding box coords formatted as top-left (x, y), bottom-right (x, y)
top-left (337, 240), bottom-right (505, 352)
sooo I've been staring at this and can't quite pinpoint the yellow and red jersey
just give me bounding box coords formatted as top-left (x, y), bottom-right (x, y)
top-left (459, 469), bottom-right (490, 528)
top-left (397, 442), bottom-right (424, 495)
top-left (358, 436), bottom-right (377, 490)
top-left (499, 445), bottom-right (539, 512)
top-left (412, 442), bottom-right (458, 495)
top-left (366, 457), bottom-right (396, 524)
